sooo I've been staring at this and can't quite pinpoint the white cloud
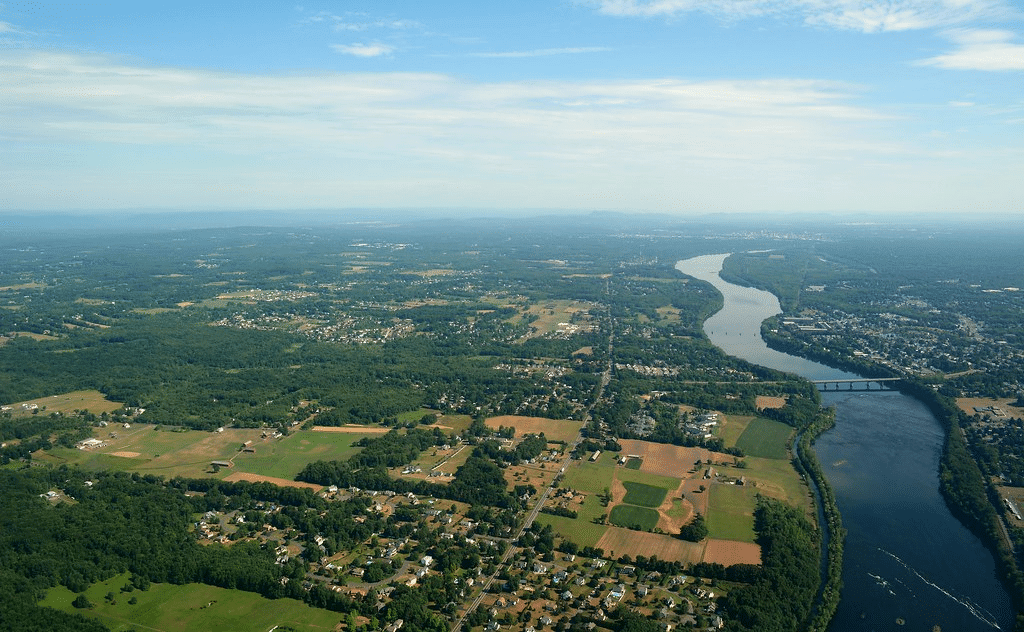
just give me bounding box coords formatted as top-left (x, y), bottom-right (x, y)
top-left (471, 47), bottom-right (612, 58)
top-left (0, 21), bottom-right (18, 33)
top-left (331, 42), bottom-right (395, 57)
top-left (918, 29), bottom-right (1024, 70)
top-left (0, 50), bottom-right (1018, 213)
top-left (586, 0), bottom-right (1014, 32)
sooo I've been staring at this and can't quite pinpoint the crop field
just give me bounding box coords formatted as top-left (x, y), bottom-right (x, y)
top-left (621, 481), bottom-right (669, 508)
top-left (2, 389), bottom-right (123, 417)
top-left (535, 513), bottom-right (608, 548)
top-left (595, 527), bottom-right (705, 565)
top-left (707, 484), bottom-right (757, 542)
top-left (734, 418), bottom-right (793, 460)
top-left (40, 573), bottom-right (342, 632)
top-left (617, 439), bottom-right (715, 479)
top-left (714, 414), bottom-right (755, 449)
top-left (609, 504), bottom-right (660, 530)
top-left (485, 415), bottom-right (582, 443)
top-left (625, 457), bottom-right (642, 470)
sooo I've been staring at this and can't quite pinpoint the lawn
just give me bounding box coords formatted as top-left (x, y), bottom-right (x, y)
top-left (735, 418), bottom-right (794, 460)
top-left (39, 573), bottom-right (342, 632)
top-left (621, 481), bottom-right (669, 508)
top-left (609, 505), bottom-right (660, 531)
top-left (707, 484), bottom-right (757, 543)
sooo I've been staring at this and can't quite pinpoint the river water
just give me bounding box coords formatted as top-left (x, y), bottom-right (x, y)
top-left (676, 254), bottom-right (1014, 632)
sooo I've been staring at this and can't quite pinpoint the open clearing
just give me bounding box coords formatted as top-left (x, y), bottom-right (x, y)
top-left (485, 415), bottom-right (583, 443)
top-left (595, 527), bottom-right (705, 565)
top-left (40, 572), bottom-right (342, 632)
top-left (2, 389), bottom-right (123, 416)
top-left (311, 425), bottom-right (391, 434)
top-left (756, 395), bottom-right (787, 410)
top-left (40, 425), bottom-right (371, 481)
top-left (707, 484), bottom-right (757, 542)
top-left (621, 481), bottom-right (669, 507)
top-left (223, 471), bottom-right (323, 491)
top-left (609, 504), bottom-right (660, 530)
top-left (735, 418), bottom-right (793, 460)
top-left (703, 539), bottom-right (762, 566)
top-left (617, 439), bottom-right (716, 479)
top-left (956, 397), bottom-right (1021, 416)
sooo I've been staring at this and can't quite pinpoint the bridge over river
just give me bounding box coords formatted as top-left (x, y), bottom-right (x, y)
top-left (812, 377), bottom-right (902, 390)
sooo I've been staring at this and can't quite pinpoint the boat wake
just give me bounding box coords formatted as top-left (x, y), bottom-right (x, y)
top-left (878, 549), bottom-right (1003, 629)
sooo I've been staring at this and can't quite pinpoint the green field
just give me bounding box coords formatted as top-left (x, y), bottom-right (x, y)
top-left (39, 573), bottom-right (342, 632)
top-left (535, 513), bottom-right (608, 548)
top-left (232, 431), bottom-right (374, 480)
top-left (707, 484), bottom-right (757, 542)
top-left (621, 481), bottom-right (668, 508)
top-left (715, 415), bottom-right (755, 449)
top-left (625, 457), bottom-right (642, 470)
top-left (617, 465), bottom-right (680, 490)
top-left (38, 427), bottom-right (372, 481)
top-left (609, 504), bottom-right (660, 531)
top-left (3, 389), bottom-right (124, 417)
top-left (735, 418), bottom-right (794, 460)
top-left (560, 459), bottom-right (615, 495)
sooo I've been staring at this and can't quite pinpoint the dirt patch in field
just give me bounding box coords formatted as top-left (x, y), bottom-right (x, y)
top-left (658, 481), bottom-right (693, 533)
top-left (617, 439), bottom-right (716, 479)
top-left (595, 527), bottom-right (705, 565)
top-left (755, 395), bottom-right (787, 410)
top-left (311, 425), bottom-right (391, 434)
top-left (956, 397), bottom-right (1020, 416)
top-left (108, 451), bottom-right (141, 458)
top-left (703, 539), bottom-right (761, 566)
top-left (223, 472), bottom-right (323, 491)
top-left (680, 479), bottom-right (710, 515)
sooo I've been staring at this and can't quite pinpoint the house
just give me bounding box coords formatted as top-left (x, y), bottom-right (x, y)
top-left (421, 555), bottom-right (434, 567)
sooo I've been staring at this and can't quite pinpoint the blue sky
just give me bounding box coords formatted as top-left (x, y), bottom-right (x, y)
top-left (1, 1), bottom-right (1022, 215)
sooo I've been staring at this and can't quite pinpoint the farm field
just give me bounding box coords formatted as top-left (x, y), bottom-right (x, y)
top-left (735, 418), bottom-right (793, 460)
top-left (2, 389), bottom-right (123, 417)
top-left (707, 484), bottom-right (757, 542)
top-left (609, 504), bottom-right (659, 530)
top-left (738, 456), bottom-right (810, 510)
top-left (485, 415), bottom-right (583, 443)
top-left (714, 414), bottom-right (755, 449)
top-left (534, 513), bottom-right (608, 548)
top-left (594, 527), bottom-right (705, 565)
top-left (621, 481), bottom-right (669, 507)
top-left (232, 430), bottom-right (374, 480)
top-left (39, 573), bottom-right (342, 632)
top-left (37, 425), bottom-right (372, 481)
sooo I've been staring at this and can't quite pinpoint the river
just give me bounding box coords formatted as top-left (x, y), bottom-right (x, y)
top-left (676, 254), bottom-right (1014, 632)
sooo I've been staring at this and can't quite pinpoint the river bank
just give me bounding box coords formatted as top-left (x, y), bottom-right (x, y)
top-left (676, 254), bottom-right (1015, 631)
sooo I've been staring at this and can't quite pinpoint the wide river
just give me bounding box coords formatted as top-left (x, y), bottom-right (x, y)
top-left (676, 254), bottom-right (1014, 632)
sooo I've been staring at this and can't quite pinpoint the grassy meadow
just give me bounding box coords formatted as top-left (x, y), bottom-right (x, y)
top-left (40, 573), bottom-right (342, 632)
